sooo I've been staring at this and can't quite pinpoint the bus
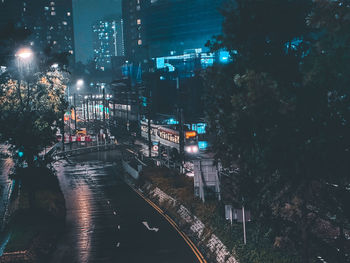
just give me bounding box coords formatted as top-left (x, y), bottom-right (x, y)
top-left (140, 121), bottom-right (199, 154)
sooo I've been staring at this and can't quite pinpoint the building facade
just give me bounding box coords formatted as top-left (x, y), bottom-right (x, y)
top-left (122, 0), bottom-right (224, 65)
top-left (122, 0), bottom-right (147, 64)
top-left (0, 0), bottom-right (75, 60)
top-left (93, 19), bottom-right (125, 71)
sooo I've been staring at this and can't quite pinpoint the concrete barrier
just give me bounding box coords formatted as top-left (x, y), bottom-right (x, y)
top-left (146, 186), bottom-right (239, 263)
top-left (122, 160), bottom-right (141, 180)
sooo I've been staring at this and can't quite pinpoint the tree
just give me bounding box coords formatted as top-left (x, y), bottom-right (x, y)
top-left (0, 68), bottom-right (68, 167)
top-left (204, 0), bottom-right (350, 262)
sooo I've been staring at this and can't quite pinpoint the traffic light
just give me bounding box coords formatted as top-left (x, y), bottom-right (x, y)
top-left (17, 147), bottom-right (24, 159)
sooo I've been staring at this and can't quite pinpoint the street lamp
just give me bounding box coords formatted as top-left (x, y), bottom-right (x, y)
top-left (15, 48), bottom-right (34, 105)
top-left (76, 79), bottom-right (84, 90)
top-left (16, 48), bottom-right (33, 60)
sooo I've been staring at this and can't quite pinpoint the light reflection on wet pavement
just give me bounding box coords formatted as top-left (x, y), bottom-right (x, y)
top-left (50, 150), bottom-right (199, 263)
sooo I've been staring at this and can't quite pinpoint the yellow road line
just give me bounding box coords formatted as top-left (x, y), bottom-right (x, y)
top-left (132, 188), bottom-right (207, 263)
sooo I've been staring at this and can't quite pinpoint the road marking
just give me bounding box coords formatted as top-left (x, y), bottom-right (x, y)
top-left (131, 188), bottom-right (207, 263)
top-left (142, 221), bottom-right (159, 232)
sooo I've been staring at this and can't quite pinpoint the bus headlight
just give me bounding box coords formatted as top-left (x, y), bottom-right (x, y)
top-left (185, 146), bottom-right (199, 153)
top-left (192, 146), bottom-right (199, 153)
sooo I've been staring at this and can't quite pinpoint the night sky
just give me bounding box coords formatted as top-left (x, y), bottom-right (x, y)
top-left (73, 0), bottom-right (121, 64)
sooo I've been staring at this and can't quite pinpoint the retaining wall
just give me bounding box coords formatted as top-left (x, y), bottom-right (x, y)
top-left (144, 185), bottom-right (239, 263)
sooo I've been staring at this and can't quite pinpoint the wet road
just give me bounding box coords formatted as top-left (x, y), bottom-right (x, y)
top-left (51, 150), bottom-right (200, 263)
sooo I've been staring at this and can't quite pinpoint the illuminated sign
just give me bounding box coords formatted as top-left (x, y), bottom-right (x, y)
top-left (185, 131), bottom-right (197, 139)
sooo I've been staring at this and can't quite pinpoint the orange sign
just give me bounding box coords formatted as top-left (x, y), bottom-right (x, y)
top-left (185, 131), bottom-right (197, 139)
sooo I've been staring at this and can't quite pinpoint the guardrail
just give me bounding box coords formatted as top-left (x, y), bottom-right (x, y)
top-left (53, 143), bottom-right (120, 159)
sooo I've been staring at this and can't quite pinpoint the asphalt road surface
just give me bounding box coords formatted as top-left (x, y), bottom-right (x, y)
top-left (50, 150), bottom-right (200, 263)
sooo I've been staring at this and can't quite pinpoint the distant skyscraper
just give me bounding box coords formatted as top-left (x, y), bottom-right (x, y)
top-left (0, 0), bottom-right (75, 61)
top-left (93, 18), bottom-right (125, 71)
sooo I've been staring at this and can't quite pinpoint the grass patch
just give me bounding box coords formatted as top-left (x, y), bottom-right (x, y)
top-left (5, 212), bottom-right (53, 253)
top-left (3, 166), bottom-right (66, 257)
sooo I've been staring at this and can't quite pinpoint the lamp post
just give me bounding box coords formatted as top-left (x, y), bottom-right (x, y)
top-left (76, 79), bottom-right (84, 90)
top-left (15, 48), bottom-right (34, 160)
top-left (73, 79), bottom-right (84, 133)
top-left (15, 48), bottom-right (34, 107)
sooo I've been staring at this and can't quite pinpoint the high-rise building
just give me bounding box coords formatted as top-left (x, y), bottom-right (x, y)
top-left (122, 0), bottom-right (147, 64)
top-left (0, 0), bottom-right (75, 60)
top-left (93, 19), bottom-right (125, 71)
top-left (0, 0), bottom-right (22, 30)
top-left (122, 0), bottom-right (224, 64)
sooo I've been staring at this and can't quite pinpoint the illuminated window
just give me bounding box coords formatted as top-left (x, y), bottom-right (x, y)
top-left (137, 19), bottom-right (141, 25)
top-left (138, 39), bottom-right (142, 45)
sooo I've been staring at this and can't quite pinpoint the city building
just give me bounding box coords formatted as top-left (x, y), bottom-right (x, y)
top-left (120, 0), bottom-right (226, 125)
top-left (122, 0), bottom-right (224, 65)
top-left (0, 0), bottom-right (75, 60)
top-left (122, 0), bottom-right (147, 64)
top-left (93, 18), bottom-right (125, 71)
top-left (0, 0), bottom-right (23, 31)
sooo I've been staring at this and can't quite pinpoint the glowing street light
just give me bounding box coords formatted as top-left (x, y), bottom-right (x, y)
top-left (16, 48), bottom-right (33, 60)
top-left (76, 79), bottom-right (84, 90)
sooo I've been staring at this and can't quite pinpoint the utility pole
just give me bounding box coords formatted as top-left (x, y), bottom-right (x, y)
top-left (102, 87), bottom-right (106, 141)
top-left (83, 98), bottom-right (86, 121)
top-left (148, 114), bottom-right (152, 157)
top-left (94, 99), bottom-right (97, 120)
top-left (242, 205), bottom-right (247, 245)
top-left (61, 111), bottom-right (65, 152)
top-left (73, 93), bottom-right (77, 133)
top-left (113, 99), bottom-right (116, 126)
top-left (126, 92), bottom-right (129, 131)
top-left (146, 78), bottom-right (152, 158)
top-left (177, 76), bottom-right (184, 173)
top-left (87, 96), bottom-right (90, 122)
